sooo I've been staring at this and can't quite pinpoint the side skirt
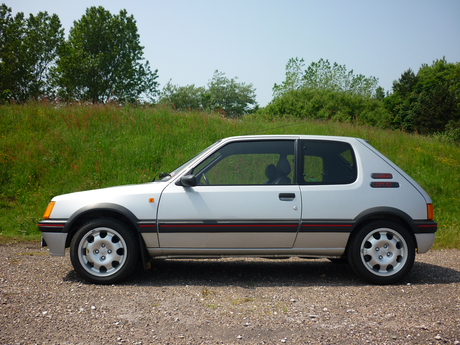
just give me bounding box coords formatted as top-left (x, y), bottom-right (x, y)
top-left (145, 247), bottom-right (346, 259)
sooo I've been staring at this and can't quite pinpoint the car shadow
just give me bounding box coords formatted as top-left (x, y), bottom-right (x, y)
top-left (63, 258), bottom-right (460, 287)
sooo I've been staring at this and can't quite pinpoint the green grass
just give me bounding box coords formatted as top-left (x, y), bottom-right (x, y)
top-left (1, 103), bottom-right (458, 248)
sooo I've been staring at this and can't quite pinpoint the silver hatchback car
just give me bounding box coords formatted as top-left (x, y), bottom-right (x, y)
top-left (39, 135), bottom-right (437, 285)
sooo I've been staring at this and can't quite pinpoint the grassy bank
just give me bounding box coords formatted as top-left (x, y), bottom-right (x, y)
top-left (1, 104), bottom-right (458, 248)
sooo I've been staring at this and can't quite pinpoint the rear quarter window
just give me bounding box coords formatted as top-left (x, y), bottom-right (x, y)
top-left (301, 140), bottom-right (357, 185)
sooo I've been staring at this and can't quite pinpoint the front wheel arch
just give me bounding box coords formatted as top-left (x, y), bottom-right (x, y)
top-left (64, 204), bottom-right (140, 248)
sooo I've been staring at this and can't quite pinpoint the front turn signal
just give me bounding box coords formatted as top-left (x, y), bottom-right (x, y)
top-left (427, 203), bottom-right (434, 220)
top-left (43, 202), bottom-right (56, 219)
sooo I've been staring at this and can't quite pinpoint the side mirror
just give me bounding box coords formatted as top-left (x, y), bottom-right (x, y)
top-left (175, 174), bottom-right (197, 187)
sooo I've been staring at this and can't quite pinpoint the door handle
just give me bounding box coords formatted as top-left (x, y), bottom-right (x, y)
top-left (279, 193), bottom-right (295, 201)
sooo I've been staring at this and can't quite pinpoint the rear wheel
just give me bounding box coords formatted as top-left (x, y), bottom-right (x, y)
top-left (348, 220), bottom-right (415, 285)
top-left (70, 218), bottom-right (139, 284)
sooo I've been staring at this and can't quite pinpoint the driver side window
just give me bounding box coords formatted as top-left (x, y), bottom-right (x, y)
top-left (191, 140), bottom-right (295, 185)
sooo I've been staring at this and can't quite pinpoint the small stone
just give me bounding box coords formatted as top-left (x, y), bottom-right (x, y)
top-left (435, 335), bottom-right (442, 340)
top-left (91, 306), bottom-right (96, 310)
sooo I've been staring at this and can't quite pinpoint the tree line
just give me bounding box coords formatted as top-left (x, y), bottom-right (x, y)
top-left (263, 57), bottom-right (459, 141)
top-left (1, 4), bottom-right (158, 104)
top-left (158, 71), bottom-right (258, 117)
top-left (1, 3), bottom-right (459, 140)
top-left (0, 3), bottom-right (258, 116)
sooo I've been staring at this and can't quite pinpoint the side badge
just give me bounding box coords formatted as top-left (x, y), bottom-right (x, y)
top-left (370, 182), bottom-right (400, 188)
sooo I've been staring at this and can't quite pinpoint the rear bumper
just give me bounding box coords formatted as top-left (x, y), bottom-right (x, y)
top-left (415, 233), bottom-right (436, 253)
top-left (414, 220), bottom-right (437, 233)
top-left (413, 220), bottom-right (437, 253)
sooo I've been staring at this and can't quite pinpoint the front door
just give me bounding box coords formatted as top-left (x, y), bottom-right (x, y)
top-left (157, 139), bottom-right (301, 248)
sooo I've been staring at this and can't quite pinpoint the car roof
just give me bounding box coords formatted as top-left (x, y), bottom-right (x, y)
top-left (221, 134), bottom-right (365, 143)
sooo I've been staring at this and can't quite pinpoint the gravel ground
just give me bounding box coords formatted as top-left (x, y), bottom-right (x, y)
top-left (0, 242), bottom-right (459, 345)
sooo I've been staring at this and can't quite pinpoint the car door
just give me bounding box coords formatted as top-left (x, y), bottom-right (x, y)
top-left (157, 139), bottom-right (301, 248)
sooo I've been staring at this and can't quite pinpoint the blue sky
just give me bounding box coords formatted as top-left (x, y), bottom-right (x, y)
top-left (11, 0), bottom-right (460, 106)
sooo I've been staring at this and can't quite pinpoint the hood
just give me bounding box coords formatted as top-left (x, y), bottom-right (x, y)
top-left (50, 181), bottom-right (169, 220)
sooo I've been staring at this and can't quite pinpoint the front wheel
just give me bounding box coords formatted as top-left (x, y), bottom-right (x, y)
top-left (348, 220), bottom-right (415, 285)
top-left (70, 218), bottom-right (139, 284)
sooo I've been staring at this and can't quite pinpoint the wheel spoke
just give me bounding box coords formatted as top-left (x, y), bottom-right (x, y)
top-left (77, 227), bottom-right (128, 278)
top-left (360, 228), bottom-right (408, 277)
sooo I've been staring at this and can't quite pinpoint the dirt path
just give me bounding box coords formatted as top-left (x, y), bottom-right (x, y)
top-left (1, 242), bottom-right (459, 344)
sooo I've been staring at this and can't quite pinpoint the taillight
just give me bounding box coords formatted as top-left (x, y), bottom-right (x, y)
top-left (427, 203), bottom-right (434, 220)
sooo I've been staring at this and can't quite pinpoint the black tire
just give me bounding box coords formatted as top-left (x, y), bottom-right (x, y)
top-left (70, 218), bottom-right (139, 284)
top-left (348, 220), bottom-right (415, 285)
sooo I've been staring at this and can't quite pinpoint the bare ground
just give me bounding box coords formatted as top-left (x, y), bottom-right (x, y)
top-left (0, 242), bottom-right (459, 344)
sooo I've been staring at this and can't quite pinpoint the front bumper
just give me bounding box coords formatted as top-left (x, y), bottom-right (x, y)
top-left (41, 232), bottom-right (68, 256)
top-left (38, 220), bottom-right (67, 256)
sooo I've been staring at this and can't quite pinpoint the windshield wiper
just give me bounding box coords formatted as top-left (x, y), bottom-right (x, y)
top-left (159, 172), bottom-right (171, 178)
top-left (151, 172), bottom-right (171, 182)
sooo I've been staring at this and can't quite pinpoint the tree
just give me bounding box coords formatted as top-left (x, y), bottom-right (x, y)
top-left (0, 4), bottom-right (63, 102)
top-left (159, 71), bottom-right (258, 117)
top-left (159, 81), bottom-right (205, 110)
top-left (272, 57), bottom-right (306, 98)
top-left (51, 6), bottom-right (158, 103)
top-left (0, 4), bottom-right (23, 102)
top-left (374, 86), bottom-right (385, 101)
top-left (392, 68), bottom-right (418, 97)
top-left (384, 58), bottom-right (460, 134)
top-left (206, 70), bottom-right (258, 117)
top-left (273, 58), bottom-right (380, 98)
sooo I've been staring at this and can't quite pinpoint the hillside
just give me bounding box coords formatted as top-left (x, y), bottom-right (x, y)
top-left (1, 104), bottom-right (458, 248)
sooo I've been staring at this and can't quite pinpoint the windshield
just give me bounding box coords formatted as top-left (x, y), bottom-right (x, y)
top-left (159, 140), bottom-right (222, 181)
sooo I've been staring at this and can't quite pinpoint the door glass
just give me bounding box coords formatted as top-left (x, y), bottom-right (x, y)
top-left (192, 140), bottom-right (295, 185)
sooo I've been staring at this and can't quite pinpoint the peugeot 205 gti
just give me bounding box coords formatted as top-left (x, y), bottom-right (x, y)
top-left (39, 135), bottom-right (437, 285)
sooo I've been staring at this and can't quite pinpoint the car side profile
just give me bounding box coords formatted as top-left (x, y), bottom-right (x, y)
top-left (39, 135), bottom-right (437, 285)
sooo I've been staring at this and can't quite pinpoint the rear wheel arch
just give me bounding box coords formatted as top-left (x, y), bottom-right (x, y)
top-left (350, 208), bottom-right (418, 250)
